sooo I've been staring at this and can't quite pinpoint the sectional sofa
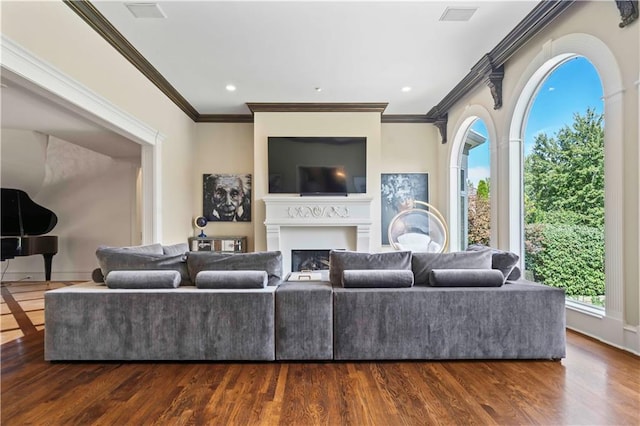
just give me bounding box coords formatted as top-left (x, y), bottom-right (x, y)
top-left (44, 245), bottom-right (566, 361)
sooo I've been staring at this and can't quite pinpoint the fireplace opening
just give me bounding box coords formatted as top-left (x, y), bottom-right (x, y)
top-left (291, 249), bottom-right (333, 272)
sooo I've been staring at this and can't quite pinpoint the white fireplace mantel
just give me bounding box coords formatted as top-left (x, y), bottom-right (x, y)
top-left (263, 195), bottom-right (373, 255)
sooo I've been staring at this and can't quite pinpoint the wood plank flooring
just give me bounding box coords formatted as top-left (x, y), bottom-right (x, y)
top-left (1, 281), bottom-right (639, 425)
top-left (1, 281), bottom-right (75, 345)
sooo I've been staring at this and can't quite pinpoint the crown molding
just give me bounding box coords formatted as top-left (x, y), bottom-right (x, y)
top-left (426, 0), bottom-right (575, 121)
top-left (64, 0), bottom-right (199, 121)
top-left (197, 114), bottom-right (254, 123)
top-left (381, 115), bottom-right (434, 124)
top-left (246, 103), bottom-right (388, 114)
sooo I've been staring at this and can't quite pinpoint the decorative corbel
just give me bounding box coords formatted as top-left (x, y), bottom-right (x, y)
top-left (486, 65), bottom-right (505, 110)
top-left (615, 0), bottom-right (639, 27)
top-left (434, 114), bottom-right (448, 144)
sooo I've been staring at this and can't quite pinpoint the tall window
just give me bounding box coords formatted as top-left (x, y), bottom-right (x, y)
top-left (459, 119), bottom-right (490, 249)
top-left (523, 56), bottom-right (605, 308)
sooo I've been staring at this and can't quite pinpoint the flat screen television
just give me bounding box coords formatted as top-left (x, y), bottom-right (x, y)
top-left (268, 137), bottom-right (367, 195)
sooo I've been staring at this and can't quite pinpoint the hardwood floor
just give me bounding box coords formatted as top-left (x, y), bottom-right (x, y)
top-left (1, 283), bottom-right (639, 425)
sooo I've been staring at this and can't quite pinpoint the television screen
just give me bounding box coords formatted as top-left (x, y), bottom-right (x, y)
top-left (268, 137), bottom-right (367, 194)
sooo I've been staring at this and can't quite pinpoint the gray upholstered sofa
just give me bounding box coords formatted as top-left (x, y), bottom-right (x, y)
top-left (44, 245), bottom-right (566, 361)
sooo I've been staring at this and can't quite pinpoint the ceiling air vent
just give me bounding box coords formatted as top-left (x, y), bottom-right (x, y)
top-left (439, 7), bottom-right (477, 22)
top-left (125, 3), bottom-right (167, 19)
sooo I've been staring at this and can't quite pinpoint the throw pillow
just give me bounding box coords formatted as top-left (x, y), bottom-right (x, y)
top-left (96, 247), bottom-right (190, 285)
top-left (195, 270), bottom-right (268, 289)
top-left (507, 265), bottom-right (522, 281)
top-left (412, 250), bottom-right (492, 286)
top-left (341, 269), bottom-right (414, 288)
top-left (91, 268), bottom-right (105, 283)
top-left (428, 269), bottom-right (505, 287)
top-left (186, 251), bottom-right (283, 286)
top-left (105, 270), bottom-right (181, 289)
top-left (329, 250), bottom-right (412, 287)
top-left (466, 244), bottom-right (520, 283)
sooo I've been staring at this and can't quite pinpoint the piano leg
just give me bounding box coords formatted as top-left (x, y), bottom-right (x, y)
top-left (43, 253), bottom-right (54, 281)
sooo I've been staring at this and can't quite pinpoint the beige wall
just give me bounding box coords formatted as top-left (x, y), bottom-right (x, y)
top-left (440, 1), bottom-right (639, 344)
top-left (381, 123), bottom-right (441, 210)
top-left (191, 121), bottom-right (439, 254)
top-left (193, 123), bottom-right (255, 250)
top-left (1, 1), bottom-right (196, 246)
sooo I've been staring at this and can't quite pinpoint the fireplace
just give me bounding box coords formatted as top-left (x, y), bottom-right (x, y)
top-left (263, 195), bottom-right (373, 274)
top-left (291, 249), bottom-right (331, 272)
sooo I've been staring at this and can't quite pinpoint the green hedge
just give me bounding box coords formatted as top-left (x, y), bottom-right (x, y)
top-left (524, 223), bottom-right (604, 297)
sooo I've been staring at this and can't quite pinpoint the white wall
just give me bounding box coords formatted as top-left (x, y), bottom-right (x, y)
top-left (1, 133), bottom-right (138, 280)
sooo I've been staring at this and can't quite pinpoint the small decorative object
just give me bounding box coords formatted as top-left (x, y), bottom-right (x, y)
top-left (194, 216), bottom-right (208, 238)
top-left (381, 173), bottom-right (429, 245)
top-left (203, 173), bottom-right (252, 222)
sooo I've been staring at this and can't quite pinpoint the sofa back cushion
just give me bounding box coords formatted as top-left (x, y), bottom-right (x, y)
top-left (162, 243), bottom-right (189, 256)
top-left (96, 246), bottom-right (190, 285)
top-left (466, 244), bottom-right (520, 283)
top-left (187, 251), bottom-right (283, 286)
top-left (329, 250), bottom-right (412, 287)
top-left (412, 250), bottom-right (492, 286)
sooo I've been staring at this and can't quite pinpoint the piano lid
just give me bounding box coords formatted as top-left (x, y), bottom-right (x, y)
top-left (1, 188), bottom-right (58, 236)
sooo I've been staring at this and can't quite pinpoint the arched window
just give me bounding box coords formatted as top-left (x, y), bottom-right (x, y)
top-left (508, 32), bottom-right (625, 329)
top-left (459, 119), bottom-right (490, 250)
top-left (522, 57), bottom-right (604, 308)
top-left (449, 111), bottom-right (496, 252)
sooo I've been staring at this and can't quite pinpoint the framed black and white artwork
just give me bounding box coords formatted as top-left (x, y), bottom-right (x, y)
top-left (203, 173), bottom-right (252, 222)
top-left (381, 173), bottom-right (429, 245)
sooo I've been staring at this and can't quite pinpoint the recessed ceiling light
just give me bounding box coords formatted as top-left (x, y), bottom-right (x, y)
top-left (401, 86), bottom-right (412, 92)
top-left (225, 84), bottom-right (236, 92)
top-left (439, 7), bottom-right (477, 22)
top-left (125, 3), bottom-right (166, 19)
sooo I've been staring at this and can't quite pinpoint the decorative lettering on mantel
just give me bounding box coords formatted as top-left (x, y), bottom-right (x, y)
top-left (287, 205), bottom-right (350, 219)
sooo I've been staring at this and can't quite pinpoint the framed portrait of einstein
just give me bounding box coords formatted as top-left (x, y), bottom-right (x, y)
top-left (203, 173), bottom-right (252, 222)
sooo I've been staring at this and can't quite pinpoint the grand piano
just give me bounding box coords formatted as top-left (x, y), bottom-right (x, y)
top-left (1, 188), bottom-right (58, 281)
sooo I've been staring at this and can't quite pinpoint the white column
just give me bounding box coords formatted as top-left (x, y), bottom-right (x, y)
top-left (603, 89), bottom-right (625, 320)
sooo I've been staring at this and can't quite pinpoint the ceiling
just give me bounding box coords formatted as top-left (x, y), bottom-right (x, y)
top-left (1, 0), bottom-right (545, 161)
top-left (1, 71), bottom-right (141, 159)
top-left (91, 0), bottom-right (541, 116)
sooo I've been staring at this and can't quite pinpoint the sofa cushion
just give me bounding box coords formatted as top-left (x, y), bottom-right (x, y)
top-left (187, 251), bottom-right (283, 286)
top-left (467, 244), bottom-right (520, 283)
top-left (96, 247), bottom-right (191, 285)
top-left (105, 270), bottom-right (181, 289)
top-left (412, 250), bottom-right (492, 286)
top-left (342, 269), bottom-right (414, 288)
top-left (195, 270), bottom-right (268, 289)
top-left (162, 243), bottom-right (189, 256)
top-left (329, 250), bottom-right (412, 287)
top-left (428, 269), bottom-right (504, 287)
